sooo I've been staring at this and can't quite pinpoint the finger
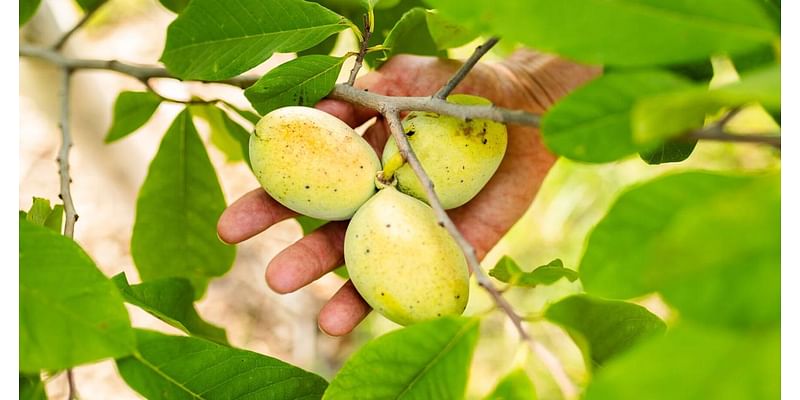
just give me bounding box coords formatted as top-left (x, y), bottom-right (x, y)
top-left (217, 188), bottom-right (297, 244)
top-left (265, 221), bottom-right (348, 294)
top-left (318, 280), bottom-right (371, 336)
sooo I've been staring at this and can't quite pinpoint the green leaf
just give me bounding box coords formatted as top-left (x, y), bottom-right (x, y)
top-left (545, 295), bottom-right (666, 368)
top-left (298, 32), bottom-right (340, 57)
top-left (20, 373), bottom-right (47, 400)
top-left (245, 55), bottom-right (346, 116)
top-left (112, 273), bottom-right (227, 344)
top-left (24, 197), bottom-right (65, 233)
top-left (638, 138), bottom-right (697, 165)
top-left (104, 91), bottom-right (162, 143)
top-left (117, 329), bottom-right (328, 399)
top-left (633, 64), bottom-right (781, 147)
top-left (220, 101), bottom-right (261, 125)
top-left (484, 369), bottom-right (537, 400)
top-left (75, 0), bottom-right (106, 12)
top-left (158, 0), bottom-right (190, 13)
top-left (364, 0), bottom-right (428, 67)
top-left (541, 70), bottom-right (694, 163)
top-left (324, 317), bottom-right (480, 399)
top-left (584, 323), bottom-right (779, 400)
top-left (580, 172), bottom-right (780, 329)
top-left (380, 8), bottom-right (445, 67)
top-left (296, 215), bottom-right (328, 235)
top-left (131, 110), bottom-right (236, 297)
top-left (426, 0), bottom-right (778, 67)
top-left (190, 104), bottom-right (248, 163)
top-left (160, 0), bottom-right (349, 80)
top-left (20, 219), bottom-right (135, 372)
top-left (489, 256), bottom-right (578, 287)
top-left (425, 10), bottom-right (478, 50)
top-left (20, 0), bottom-right (41, 26)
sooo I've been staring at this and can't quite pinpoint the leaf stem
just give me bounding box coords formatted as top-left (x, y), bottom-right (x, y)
top-left (52, 5), bottom-right (102, 50)
top-left (347, 14), bottom-right (373, 86)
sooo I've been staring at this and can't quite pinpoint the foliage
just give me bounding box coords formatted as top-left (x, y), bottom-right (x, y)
top-left (19, 0), bottom-right (780, 398)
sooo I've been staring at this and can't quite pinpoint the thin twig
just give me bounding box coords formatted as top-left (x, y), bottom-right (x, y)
top-left (383, 110), bottom-right (576, 399)
top-left (67, 369), bottom-right (77, 400)
top-left (434, 37), bottom-right (499, 99)
top-left (59, 68), bottom-right (78, 237)
top-left (58, 67), bottom-right (79, 399)
top-left (52, 6), bottom-right (100, 50)
top-left (687, 129), bottom-right (781, 148)
top-left (347, 14), bottom-right (372, 86)
top-left (684, 107), bottom-right (781, 149)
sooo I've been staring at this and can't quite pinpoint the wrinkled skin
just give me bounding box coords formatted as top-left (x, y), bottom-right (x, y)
top-left (217, 51), bottom-right (601, 336)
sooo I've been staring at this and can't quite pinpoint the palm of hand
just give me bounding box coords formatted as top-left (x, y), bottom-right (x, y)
top-left (217, 53), bottom-right (599, 335)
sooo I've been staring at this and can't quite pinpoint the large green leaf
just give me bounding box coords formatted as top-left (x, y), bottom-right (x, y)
top-left (584, 323), bottom-right (779, 400)
top-left (484, 369), bottom-right (537, 400)
top-left (545, 295), bottom-right (666, 368)
top-left (20, 219), bottom-right (135, 372)
top-left (580, 172), bottom-right (780, 329)
top-left (244, 55), bottom-right (346, 115)
top-left (424, 10), bottom-right (477, 50)
top-left (20, 0), bottom-right (41, 26)
top-left (112, 273), bottom-right (227, 344)
top-left (426, 0), bottom-right (778, 67)
top-left (324, 317), bottom-right (480, 399)
top-left (161, 0), bottom-right (349, 80)
top-left (379, 7), bottom-right (445, 67)
top-left (541, 70), bottom-right (694, 163)
top-left (104, 91), bottom-right (162, 143)
top-left (633, 63), bottom-right (781, 147)
top-left (131, 110), bottom-right (235, 297)
top-left (489, 256), bottom-right (578, 287)
top-left (20, 374), bottom-right (47, 400)
top-left (189, 104), bottom-right (249, 163)
top-left (117, 329), bottom-right (328, 399)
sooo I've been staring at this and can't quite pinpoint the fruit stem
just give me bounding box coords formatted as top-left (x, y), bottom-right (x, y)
top-left (379, 152), bottom-right (406, 181)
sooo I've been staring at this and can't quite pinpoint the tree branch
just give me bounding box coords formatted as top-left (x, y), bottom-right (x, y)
top-left (434, 37), bottom-right (499, 99)
top-left (329, 84), bottom-right (540, 126)
top-left (20, 45), bottom-right (541, 127)
top-left (20, 45), bottom-right (258, 88)
top-left (383, 110), bottom-right (576, 399)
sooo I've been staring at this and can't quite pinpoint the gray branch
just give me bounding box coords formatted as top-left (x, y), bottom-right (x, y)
top-left (434, 37), bottom-right (499, 99)
top-left (58, 68), bottom-right (78, 238)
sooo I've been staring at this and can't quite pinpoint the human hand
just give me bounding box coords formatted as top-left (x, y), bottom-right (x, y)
top-left (217, 51), bottom-right (601, 336)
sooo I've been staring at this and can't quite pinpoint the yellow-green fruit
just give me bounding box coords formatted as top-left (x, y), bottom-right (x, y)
top-left (344, 187), bottom-right (469, 325)
top-left (250, 106), bottom-right (381, 220)
top-left (382, 94), bottom-right (508, 209)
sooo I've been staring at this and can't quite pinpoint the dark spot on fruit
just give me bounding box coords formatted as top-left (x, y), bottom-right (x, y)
top-left (455, 295), bottom-right (461, 299)
top-left (366, 249), bottom-right (370, 254)
top-left (482, 138), bottom-right (488, 144)
top-left (460, 179), bottom-right (464, 183)
top-left (406, 130), bottom-right (415, 137)
top-left (437, 313), bottom-right (441, 317)
top-left (305, 185), bottom-right (310, 189)
top-left (386, 224), bottom-right (391, 228)
top-left (438, 221), bottom-right (445, 227)
top-left (381, 292), bottom-right (384, 296)
top-left (360, 165), bottom-right (364, 169)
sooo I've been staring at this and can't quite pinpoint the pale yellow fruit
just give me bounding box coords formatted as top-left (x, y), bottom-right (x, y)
top-left (250, 106), bottom-right (381, 220)
top-left (382, 94), bottom-right (508, 209)
top-left (344, 187), bottom-right (469, 325)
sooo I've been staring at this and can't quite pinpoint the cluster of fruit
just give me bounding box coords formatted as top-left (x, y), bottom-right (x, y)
top-left (249, 95), bottom-right (508, 326)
